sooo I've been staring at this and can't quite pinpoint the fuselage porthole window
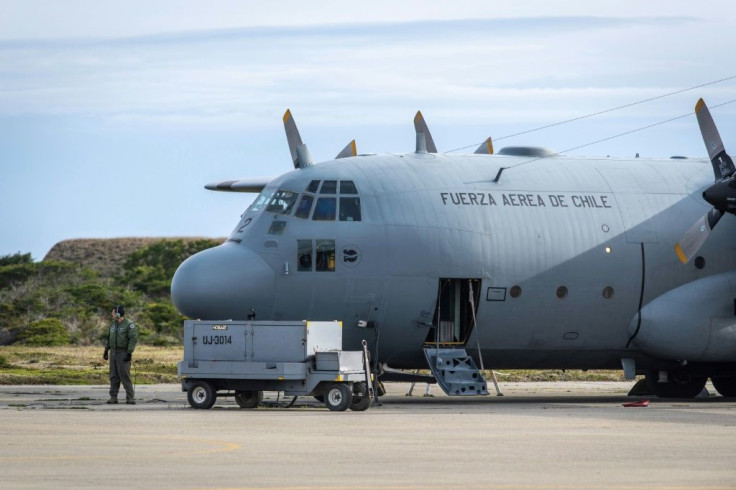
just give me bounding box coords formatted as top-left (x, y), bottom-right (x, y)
top-left (313, 197), bottom-right (336, 221)
top-left (339, 197), bottom-right (361, 221)
top-left (295, 194), bottom-right (314, 219)
top-left (266, 190), bottom-right (298, 215)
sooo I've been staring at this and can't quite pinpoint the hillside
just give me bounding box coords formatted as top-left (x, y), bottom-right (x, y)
top-left (44, 237), bottom-right (225, 278)
top-left (1, 237), bottom-right (224, 347)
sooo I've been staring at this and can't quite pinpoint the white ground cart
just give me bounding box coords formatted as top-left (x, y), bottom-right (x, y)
top-left (178, 320), bottom-right (372, 411)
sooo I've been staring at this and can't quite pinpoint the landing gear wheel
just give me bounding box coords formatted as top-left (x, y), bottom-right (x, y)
top-left (234, 390), bottom-right (263, 408)
top-left (187, 381), bottom-right (217, 409)
top-left (711, 376), bottom-right (736, 397)
top-left (349, 382), bottom-right (372, 412)
top-left (324, 383), bottom-right (352, 411)
top-left (645, 370), bottom-right (707, 398)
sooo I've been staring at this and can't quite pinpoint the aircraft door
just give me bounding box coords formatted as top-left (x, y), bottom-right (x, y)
top-left (426, 278), bottom-right (481, 345)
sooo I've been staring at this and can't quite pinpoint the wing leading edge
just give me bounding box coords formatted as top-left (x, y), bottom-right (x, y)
top-left (204, 177), bottom-right (275, 193)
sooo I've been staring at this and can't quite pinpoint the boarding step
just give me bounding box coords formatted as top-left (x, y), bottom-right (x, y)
top-left (423, 348), bottom-right (489, 396)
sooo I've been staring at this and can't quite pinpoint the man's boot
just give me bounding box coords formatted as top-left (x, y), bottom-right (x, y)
top-left (106, 397), bottom-right (118, 404)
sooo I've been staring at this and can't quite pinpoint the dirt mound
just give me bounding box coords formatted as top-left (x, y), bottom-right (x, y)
top-left (43, 237), bottom-right (224, 277)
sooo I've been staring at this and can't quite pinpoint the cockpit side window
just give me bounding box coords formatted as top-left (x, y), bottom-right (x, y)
top-left (266, 190), bottom-right (298, 215)
top-left (294, 194), bottom-right (314, 219)
top-left (307, 180), bottom-right (320, 193)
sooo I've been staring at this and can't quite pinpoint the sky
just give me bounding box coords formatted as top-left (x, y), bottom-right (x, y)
top-left (1, 1), bottom-right (735, 260)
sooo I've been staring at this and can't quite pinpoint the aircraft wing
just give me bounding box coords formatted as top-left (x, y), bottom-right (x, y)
top-left (204, 177), bottom-right (276, 193)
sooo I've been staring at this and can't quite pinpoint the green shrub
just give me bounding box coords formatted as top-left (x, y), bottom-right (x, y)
top-left (0, 252), bottom-right (33, 266)
top-left (15, 318), bottom-right (71, 346)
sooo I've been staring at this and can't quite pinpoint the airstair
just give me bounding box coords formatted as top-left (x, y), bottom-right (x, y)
top-left (423, 348), bottom-right (489, 396)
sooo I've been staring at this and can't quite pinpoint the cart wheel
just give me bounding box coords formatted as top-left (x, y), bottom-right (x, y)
top-left (234, 390), bottom-right (263, 409)
top-left (187, 381), bottom-right (217, 409)
top-left (350, 382), bottom-right (372, 411)
top-left (324, 383), bottom-right (352, 411)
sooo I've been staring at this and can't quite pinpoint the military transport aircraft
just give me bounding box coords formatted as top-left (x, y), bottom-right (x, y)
top-left (171, 99), bottom-right (736, 399)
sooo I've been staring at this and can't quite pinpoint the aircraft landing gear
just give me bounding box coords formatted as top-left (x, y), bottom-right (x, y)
top-left (711, 376), bottom-right (736, 397)
top-left (645, 370), bottom-right (707, 398)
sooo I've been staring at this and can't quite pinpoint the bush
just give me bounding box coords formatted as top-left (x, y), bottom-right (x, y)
top-left (15, 318), bottom-right (71, 346)
top-left (145, 302), bottom-right (184, 334)
top-left (121, 239), bottom-right (219, 296)
top-left (0, 252), bottom-right (33, 266)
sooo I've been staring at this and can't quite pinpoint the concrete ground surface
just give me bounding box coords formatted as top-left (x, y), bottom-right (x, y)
top-left (0, 381), bottom-right (735, 489)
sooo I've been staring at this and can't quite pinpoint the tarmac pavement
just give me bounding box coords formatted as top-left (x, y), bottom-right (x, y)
top-left (1, 381), bottom-right (735, 489)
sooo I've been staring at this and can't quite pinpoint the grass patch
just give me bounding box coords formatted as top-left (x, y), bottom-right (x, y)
top-left (0, 345), bottom-right (183, 385)
top-left (0, 346), bottom-right (629, 385)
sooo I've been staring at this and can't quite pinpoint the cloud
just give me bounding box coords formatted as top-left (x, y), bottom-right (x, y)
top-left (0, 16), bottom-right (710, 130)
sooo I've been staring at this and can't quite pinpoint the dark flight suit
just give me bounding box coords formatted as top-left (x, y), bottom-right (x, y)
top-left (105, 318), bottom-right (138, 402)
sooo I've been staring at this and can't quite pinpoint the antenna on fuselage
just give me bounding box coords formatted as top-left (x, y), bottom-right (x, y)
top-left (492, 167), bottom-right (505, 183)
top-left (414, 111), bottom-right (437, 154)
top-left (474, 137), bottom-right (494, 155)
top-left (283, 109), bottom-right (314, 168)
top-left (335, 139), bottom-right (357, 159)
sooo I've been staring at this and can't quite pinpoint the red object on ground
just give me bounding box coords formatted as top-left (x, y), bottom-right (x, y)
top-left (623, 400), bottom-right (650, 407)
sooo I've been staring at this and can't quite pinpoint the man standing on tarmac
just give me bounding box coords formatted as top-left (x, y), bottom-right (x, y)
top-left (103, 305), bottom-right (138, 405)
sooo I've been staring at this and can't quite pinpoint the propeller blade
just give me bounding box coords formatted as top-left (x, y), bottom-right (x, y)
top-left (283, 109), bottom-right (313, 168)
top-left (695, 98), bottom-right (735, 180)
top-left (413, 111), bottom-right (437, 153)
top-left (335, 140), bottom-right (357, 159)
top-left (674, 208), bottom-right (723, 264)
top-left (474, 137), bottom-right (494, 155)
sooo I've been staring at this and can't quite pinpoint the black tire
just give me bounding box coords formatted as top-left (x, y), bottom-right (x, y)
top-left (645, 370), bottom-right (707, 398)
top-left (234, 390), bottom-right (263, 408)
top-left (187, 381), bottom-right (217, 409)
top-left (711, 376), bottom-right (736, 397)
top-left (349, 382), bottom-right (372, 411)
top-left (324, 383), bottom-right (352, 412)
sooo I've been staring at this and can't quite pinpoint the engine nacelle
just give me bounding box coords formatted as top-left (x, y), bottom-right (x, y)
top-left (630, 271), bottom-right (736, 362)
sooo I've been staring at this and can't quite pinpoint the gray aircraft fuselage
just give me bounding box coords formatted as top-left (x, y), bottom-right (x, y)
top-left (171, 149), bottom-right (736, 375)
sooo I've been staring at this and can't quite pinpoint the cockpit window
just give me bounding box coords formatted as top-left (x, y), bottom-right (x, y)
top-left (320, 180), bottom-right (337, 194)
top-left (313, 197), bottom-right (336, 221)
top-left (307, 180), bottom-right (320, 193)
top-left (340, 181), bottom-right (358, 194)
top-left (268, 220), bottom-right (287, 235)
top-left (315, 240), bottom-right (335, 271)
top-left (339, 197), bottom-right (361, 221)
top-left (297, 240), bottom-right (313, 271)
top-left (294, 194), bottom-right (314, 219)
top-left (246, 189), bottom-right (275, 214)
top-left (266, 190), bottom-right (298, 215)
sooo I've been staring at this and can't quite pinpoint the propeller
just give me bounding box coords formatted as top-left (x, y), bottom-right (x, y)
top-left (674, 98), bottom-right (736, 263)
top-left (414, 111), bottom-right (437, 153)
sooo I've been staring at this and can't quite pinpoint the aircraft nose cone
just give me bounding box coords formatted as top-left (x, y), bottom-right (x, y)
top-left (171, 244), bottom-right (275, 320)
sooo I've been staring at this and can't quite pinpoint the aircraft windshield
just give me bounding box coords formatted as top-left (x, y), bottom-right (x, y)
top-left (246, 189), bottom-right (275, 214)
top-left (266, 190), bottom-right (299, 215)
